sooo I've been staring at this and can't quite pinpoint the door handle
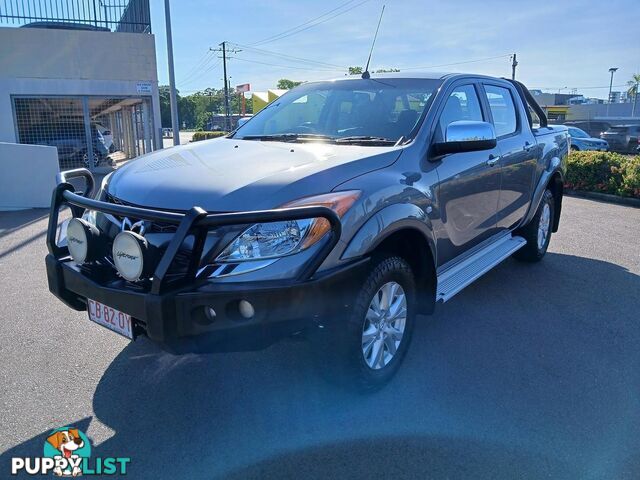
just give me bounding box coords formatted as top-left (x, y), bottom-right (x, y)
top-left (524, 141), bottom-right (534, 152)
top-left (486, 154), bottom-right (500, 167)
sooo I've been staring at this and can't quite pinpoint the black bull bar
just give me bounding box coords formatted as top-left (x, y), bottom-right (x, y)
top-left (46, 168), bottom-right (342, 295)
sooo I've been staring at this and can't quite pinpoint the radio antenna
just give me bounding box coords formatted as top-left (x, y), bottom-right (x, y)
top-left (362, 4), bottom-right (385, 79)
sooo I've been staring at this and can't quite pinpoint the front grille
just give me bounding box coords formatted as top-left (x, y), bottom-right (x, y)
top-left (105, 193), bottom-right (178, 233)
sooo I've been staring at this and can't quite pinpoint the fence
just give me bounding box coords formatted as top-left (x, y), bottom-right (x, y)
top-left (13, 96), bottom-right (155, 172)
top-left (0, 0), bottom-right (150, 33)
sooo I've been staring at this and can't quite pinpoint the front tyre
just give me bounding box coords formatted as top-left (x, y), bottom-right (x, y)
top-left (514, 189), bottom-right (554, 262)
top-left (314, 256), bottom-right (416, 391)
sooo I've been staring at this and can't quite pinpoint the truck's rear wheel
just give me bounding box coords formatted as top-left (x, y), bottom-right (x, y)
top-left (514, 189), bottom-right (554, 262)
top-left (313, 256), bottom-right (416, 391)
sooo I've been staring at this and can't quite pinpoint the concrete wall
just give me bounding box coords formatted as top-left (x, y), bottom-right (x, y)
top-left (0, 27), bottom-right (162, 148)
top-left (0, 142), bottom-right (59, 210)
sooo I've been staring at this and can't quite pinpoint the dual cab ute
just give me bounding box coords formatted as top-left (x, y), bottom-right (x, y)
top-left (46, 73), bottom-right (568, 389)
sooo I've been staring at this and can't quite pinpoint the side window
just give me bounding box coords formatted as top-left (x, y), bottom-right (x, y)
top-left (438, 85), bottom-right (483, 137)
top-left (484, 85), bottom-right (518, 137)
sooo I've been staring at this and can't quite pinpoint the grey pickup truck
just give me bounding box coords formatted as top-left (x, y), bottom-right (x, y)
top-left (46, 73), bottom-right (568, 389)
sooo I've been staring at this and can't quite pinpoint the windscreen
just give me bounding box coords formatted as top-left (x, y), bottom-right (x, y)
top-left (233, 78), bottom-right (441, 144)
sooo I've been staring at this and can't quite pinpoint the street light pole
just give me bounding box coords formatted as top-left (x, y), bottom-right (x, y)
top-left (632, 80), bottom-right (639, 117)
top-left (606, 67), bottom-right (618, 117)
top-left (164, 0), bottom-right (180, 146)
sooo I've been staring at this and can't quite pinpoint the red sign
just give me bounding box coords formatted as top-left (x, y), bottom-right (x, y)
top-left (236, 83), bottom-right (251, 93)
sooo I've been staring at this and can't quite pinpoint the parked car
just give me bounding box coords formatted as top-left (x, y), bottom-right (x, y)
top-left (95, 124), bottom-right (114, 153)
top-left (23, 122), bottom-right (109, 168)
top-left (600, 125), bottom-right (640, 153)
top-left (564, 120), bottom-right (611, 139)
top-left (46, 73), bottom-right (568, 389)
top-left (566, 126), bottom-right (608, 151)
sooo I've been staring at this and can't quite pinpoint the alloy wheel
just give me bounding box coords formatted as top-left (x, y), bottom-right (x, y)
top-left (361, 281), bottom-right (407, 370)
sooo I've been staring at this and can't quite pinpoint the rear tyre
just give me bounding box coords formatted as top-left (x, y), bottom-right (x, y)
top-left (312, 256), bottom-right (416, 391)
top-left (514, 189), bottom-right (554, 262)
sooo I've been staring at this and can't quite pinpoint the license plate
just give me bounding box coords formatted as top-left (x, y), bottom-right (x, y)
top-left (87, 299), bottom-right (133, 339)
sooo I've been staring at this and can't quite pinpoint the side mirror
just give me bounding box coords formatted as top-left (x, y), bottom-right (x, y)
top-left (433, 120), bottom-right (497, 156)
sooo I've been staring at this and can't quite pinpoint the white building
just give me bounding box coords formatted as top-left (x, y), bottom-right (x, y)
top-left (0, 0), bottom-right (161, 174)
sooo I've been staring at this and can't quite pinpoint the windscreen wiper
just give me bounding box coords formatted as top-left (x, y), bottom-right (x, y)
top-left (334, 135), bottom-right (397, 145)
top-left (239, 133), bottom-right (335, 142)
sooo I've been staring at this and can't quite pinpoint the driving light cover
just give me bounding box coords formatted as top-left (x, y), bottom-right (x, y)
top-left (112, 231), bottom-right (147, 282)
top-left (67, 218), bottom-right (89, 263)
top-left (215, 190), bottom-right (360, 263)
top-left (66, 218), bottom-right (103, 264)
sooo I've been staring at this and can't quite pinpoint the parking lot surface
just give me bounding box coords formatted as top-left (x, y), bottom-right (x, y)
top-left (0, 196), bottom-right (639, 479)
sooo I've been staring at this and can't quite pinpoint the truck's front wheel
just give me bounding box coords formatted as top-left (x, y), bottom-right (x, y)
top-left (314, 256), bottom-right (416, 391)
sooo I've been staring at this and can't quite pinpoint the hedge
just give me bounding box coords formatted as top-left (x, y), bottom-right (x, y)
top-left (566, 151), bottom-right (640, 198)
top-left (191, 131), bottom-right (228, 142)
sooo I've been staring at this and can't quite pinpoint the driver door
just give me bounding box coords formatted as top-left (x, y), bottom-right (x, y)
top-left (433, 83), bottom-right (502, 266)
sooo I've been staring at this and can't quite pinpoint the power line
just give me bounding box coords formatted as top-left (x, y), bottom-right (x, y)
top-left (178, 52), bottom-right (219, 86)
top-left (177, 49), bottom-right (215, 84)
top-left (177, 58), bottom-right (222, 89)
top-left (228, 55), bottom-right (342, 72)
top-left (251, 0), bottom-right (374, 46)
top-left (249, 0), bottom-right (359, 45)
top-left (398, 54), bottom-right (513, 71)
top-left (228, 42), bottom-right (347, 69)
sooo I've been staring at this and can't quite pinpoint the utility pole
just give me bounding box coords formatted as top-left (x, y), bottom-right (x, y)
top-left (210, 42), bottom-right (241, 132)
top-left (511, 53), bottom-right (518, 80)
top-left (632, 80), bottom-right (639, 117)
top-left (222, 42), bottom-right (230, 132)
top-left (606, 67), bottom-right (618, 117)
top-left (164, 0), bottom-right (180, 146)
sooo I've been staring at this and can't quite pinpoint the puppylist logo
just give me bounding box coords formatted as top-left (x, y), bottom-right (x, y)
top-left (11, 426), bottom-right (130, 477)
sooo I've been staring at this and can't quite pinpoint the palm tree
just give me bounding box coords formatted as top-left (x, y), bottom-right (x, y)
top-left (627, 73), bottom-right (640, 116)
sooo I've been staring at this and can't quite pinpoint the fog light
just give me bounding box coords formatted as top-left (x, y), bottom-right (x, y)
top-left (67, 218), bottom-right (101, 264)
top-left (238, 300), bottom-right (255, 319)
top-left (204, 306), bottom-right (217, 322)
top-left (112, 231), bottom-right (146, 282)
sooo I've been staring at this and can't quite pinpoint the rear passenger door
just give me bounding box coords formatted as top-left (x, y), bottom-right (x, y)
top-left (481, 82), bottom-right (537, 230)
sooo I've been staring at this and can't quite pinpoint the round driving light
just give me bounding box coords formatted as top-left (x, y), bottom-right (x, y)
top-left (112, 231), bottom-right (146, 282)
top-left (67, 218), bottom-right (99, 264)
top-left (238, 300), bottom-right (255, 319)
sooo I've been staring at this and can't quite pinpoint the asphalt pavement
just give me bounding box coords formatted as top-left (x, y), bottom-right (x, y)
top-left (0, 196), bottom-right (639, 479)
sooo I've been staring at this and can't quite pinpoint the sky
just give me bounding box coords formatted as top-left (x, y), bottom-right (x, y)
top-left (150, 0), bottom-right (640, 99)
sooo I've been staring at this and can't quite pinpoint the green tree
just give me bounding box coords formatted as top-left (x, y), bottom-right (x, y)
top-left (276, 79), bottom-right (303, 89)
top-left (348, 66), bottom-right (363, 75)
top-left (627, 73), bottom-right (640, 101)
top-left (375, 68), bottom-right (400, 73)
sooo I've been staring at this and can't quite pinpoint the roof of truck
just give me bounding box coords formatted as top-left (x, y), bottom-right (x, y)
top-left (323, 71), bottom-right (508, 82)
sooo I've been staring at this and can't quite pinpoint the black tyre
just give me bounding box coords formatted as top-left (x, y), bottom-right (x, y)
top-left (312, 256), bottom-right (416, 391)
top-left (514, 189), bottom-right (554, 262)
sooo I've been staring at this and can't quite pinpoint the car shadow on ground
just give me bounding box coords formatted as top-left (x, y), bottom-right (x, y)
top-left (2, 252), bottom-right (639, 479)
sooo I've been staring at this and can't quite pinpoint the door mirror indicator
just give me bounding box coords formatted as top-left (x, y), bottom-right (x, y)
top-left (433, 121), bottom-right (497, 155)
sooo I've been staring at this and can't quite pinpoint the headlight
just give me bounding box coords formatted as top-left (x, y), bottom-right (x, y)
top-left (112, 231), bottom-right (147, 282)
top-left (216, 190), bottom-right (360, 263)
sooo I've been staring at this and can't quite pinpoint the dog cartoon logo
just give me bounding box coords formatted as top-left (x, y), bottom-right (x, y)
top-left (43, 427), bottom-right (91, 477)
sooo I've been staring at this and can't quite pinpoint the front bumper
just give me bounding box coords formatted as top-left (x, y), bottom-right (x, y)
top-left (46, 254), bottom-right (368, 353)
top-left (46, 168), bottom-right (362, 353)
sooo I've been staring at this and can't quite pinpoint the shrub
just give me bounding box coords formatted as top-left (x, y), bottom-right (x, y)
top-left (191, 131), bottom-right (228, 142)
top-left (566, 151), bottom-right (640, 198)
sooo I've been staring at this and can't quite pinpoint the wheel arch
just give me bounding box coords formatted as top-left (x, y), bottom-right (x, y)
top-left (342, 204), bottom-right (437, 315)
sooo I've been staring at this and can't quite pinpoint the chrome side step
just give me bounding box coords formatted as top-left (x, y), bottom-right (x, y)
top-left (436, 235), bottom-right (526, 302)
